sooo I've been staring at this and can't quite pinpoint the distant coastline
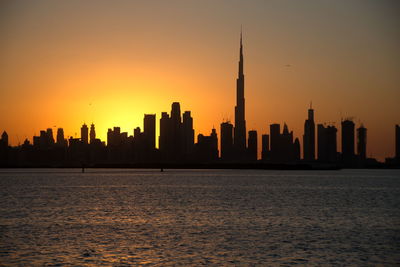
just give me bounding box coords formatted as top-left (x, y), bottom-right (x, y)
top-left (2, 162), bottom-right (399, 170)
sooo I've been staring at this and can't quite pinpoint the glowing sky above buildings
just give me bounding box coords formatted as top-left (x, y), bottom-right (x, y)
top-left (0, 0), bottom-right (399, 160)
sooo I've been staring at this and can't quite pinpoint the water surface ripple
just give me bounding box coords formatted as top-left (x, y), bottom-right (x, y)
top-left (0, 169), bottom-right (399, 265)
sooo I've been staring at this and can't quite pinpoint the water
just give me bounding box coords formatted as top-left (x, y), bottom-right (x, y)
top-left (0, 169), bottom-right (399, 266)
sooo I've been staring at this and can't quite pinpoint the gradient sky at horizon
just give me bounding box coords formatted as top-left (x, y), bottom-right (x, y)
top-left (1, 0), bottom-right (399, 160)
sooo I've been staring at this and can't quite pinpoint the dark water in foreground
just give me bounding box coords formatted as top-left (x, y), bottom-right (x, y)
top-left (0, 169), bottom-right (399, 266)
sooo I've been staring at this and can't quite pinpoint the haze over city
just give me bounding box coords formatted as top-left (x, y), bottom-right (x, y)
top-left (1, 0), bottom-right (399, 161)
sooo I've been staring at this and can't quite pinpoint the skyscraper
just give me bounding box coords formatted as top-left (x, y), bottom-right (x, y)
top-left (341, 119), bottom-right (355, 162)
top-left (56, 128), bottom-right (65, 146)
top-left (396, 125), bottom-right (399, 160)
top-left (195, 128), bottom-right (218, 162)
top-left (144, 114), bottom-right (156, 150)
top-left (318, 124), bottom-right (337, 162)
top-left (303, 104), bottom-right (315, 161)
top-left (159, 102), bottom-right (193, 161)
top-left (90, 123), bottom-right (96, 144)
top-left (234, 31), bottom-right (246, 153)
top-left (182, 111), bottom-right (194, 155)
top-left (248, 130), bottom-right (257, 161)
top-left (171, 102), bottom-right (182, 157)
top-left (159, 112), bottom-right (170, 154)
top-left (270, 123), bottom-right (280, 161)
top-left (220, 122), bottom-right (233, 160)
top-left (81, 123), bottom-right (88, 144)
top-left (1, 131), bottom-right (8, 147)
top-left (46, 128), bottom-right (54, 145)
top-left (294, 138), bottom-right (300, 161)
top-left (261, 134), bottom-right (270, 161)
top-left (357, 125), bottom-right (367, 160)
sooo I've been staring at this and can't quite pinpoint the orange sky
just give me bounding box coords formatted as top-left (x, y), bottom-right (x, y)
top-left (1, 0), bottom-right (399, 160)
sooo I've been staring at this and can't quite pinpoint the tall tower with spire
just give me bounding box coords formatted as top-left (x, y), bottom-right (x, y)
top-left (303, 102), bottom-right (315, 161)
top-left (234, 30), bottom-right (246, 153)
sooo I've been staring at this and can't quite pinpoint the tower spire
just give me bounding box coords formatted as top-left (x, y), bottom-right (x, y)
top-left (240, 25), bottom-right (242, 46)
top-left (238, 28), bottom-right (243, 77)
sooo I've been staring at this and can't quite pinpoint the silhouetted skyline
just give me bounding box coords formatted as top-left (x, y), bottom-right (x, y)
top-left (0, 32), bottom-right (399, 167)
top-left (1, 1), bottom-right (399, 162)
top-left (0, 31), bottom-right (399, 167)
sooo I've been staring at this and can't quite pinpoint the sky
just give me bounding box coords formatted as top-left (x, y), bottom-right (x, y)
top-left (0, 0), bottom-right (399, 160)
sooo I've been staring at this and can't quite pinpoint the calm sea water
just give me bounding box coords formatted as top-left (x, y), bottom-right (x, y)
top-left (0, 169), bottom-right (399, 266)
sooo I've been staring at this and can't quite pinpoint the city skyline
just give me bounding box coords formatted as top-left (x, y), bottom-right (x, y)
top-left (1, 1), bottom-right (399, 161)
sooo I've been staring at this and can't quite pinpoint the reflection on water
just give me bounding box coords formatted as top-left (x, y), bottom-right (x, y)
top-left (0, 169), bottom-right (399, 265)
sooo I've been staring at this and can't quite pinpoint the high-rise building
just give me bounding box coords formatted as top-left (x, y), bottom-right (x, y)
top-left (107, 127), bottom-right (121, 147)
top-left (90, 123), bottom-right (96, 144)
top-left (303, 104), bottom-right (315, 161)
top-left (357, 125), bottom-right (367, 160)
top-left (234, 31), bottom-right (246, 153)
top-left (341, 119), bottom-right (355, 162)
top-left (144, 114), bottom-right (156, 150)
top-left (134, 127), bottom-right (141, 138)
top-left (1, 131), bottom-right (8, 147)
top-left (248, 130), bottom-right (257, 161)
top-left (46, 128), bottom-right (54, 145)
top-left (270, 124), bottom-right (280, 160)
top-left (159, 112), bottom-right (171, 154)
top-left (294, 138), bottom-right (300, 161)
top-left (318, 124), bottom-right (337, 162)
top-left (107, 128), bottom-right (113, 146)
top-left (261, 134), bottom-right (270, 160)
top-left (81, 124), bottom-right (88, 144)
top-left (280, 123), bottom-right (294, 161)
top-left (39, 130), bottom-right (48, 148)
top-left (159, 103), bottom-right (193, 161)
top-left (195, 128), bottom-right (218, 161)
top-left (269, 123), bottom-right (298, 162)
top-left (396, 125), bottom-right (400, 160)
top-left (182, 111), bottom-right (194, 155)
top-left (56, 128), bottom-right (65, 146)
top-left (171, 102), bottom-right (181, 125)
top-left (171, 102), bottom-right (182, 156)
top-left (220, 122), bottom-right (234, 160)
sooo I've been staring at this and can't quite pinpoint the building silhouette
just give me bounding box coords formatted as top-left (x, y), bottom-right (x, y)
top-left (46, 128), bottom-right (55, 146)
top-left (1, 131), bottom-right (9, 147)
top-left (234, 31), bottom-right (247, 155)
top-left (159, 102), bottom-right (194, 162)
top-left (261, 134), bottom-right (270, 161)
top-left (0, 131), bottom-right (9, 164)
top-left (56, 128), bottom-right (67, 147)
top-left (182, 111), bottom-right (195, 156)
top-left (144, 114), bottom-right (156, 151)
top-left (396, 125), bottom-right (400, 160)
top-left (357, 125), bottom-right (367, 160)
top-left (220, 122), bottom-right (234, 161)
top-left (341, 119), bottom-right (355, 163)
top-left (90, 123), bottom-right (96, 144)
top-left (195, 128), bottom-right (218, 162)
top-left (171, 102), bottom-right (183, 159)
top-left (159, 112), bottom-right (171, 157)
top-left (81, 124), bottom-right (88, 145)
top-left (303, 104), bottom-right (315, 161)
top-left (248, 130), bottom-right (257, 161)
top-left (38, 130), bottom-right (53, 149)
top-left (269, 123), bottom-right (299, 162)
top-left (294, 138), bottom-right (301, 161)
top-left (317, 124), bottom-right (337, 162)
top-left (270, 123), bottom-right (281, 161)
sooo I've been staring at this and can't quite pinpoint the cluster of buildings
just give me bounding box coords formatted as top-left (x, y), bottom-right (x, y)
top-left (0, 33), bottom-right (399, 167)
